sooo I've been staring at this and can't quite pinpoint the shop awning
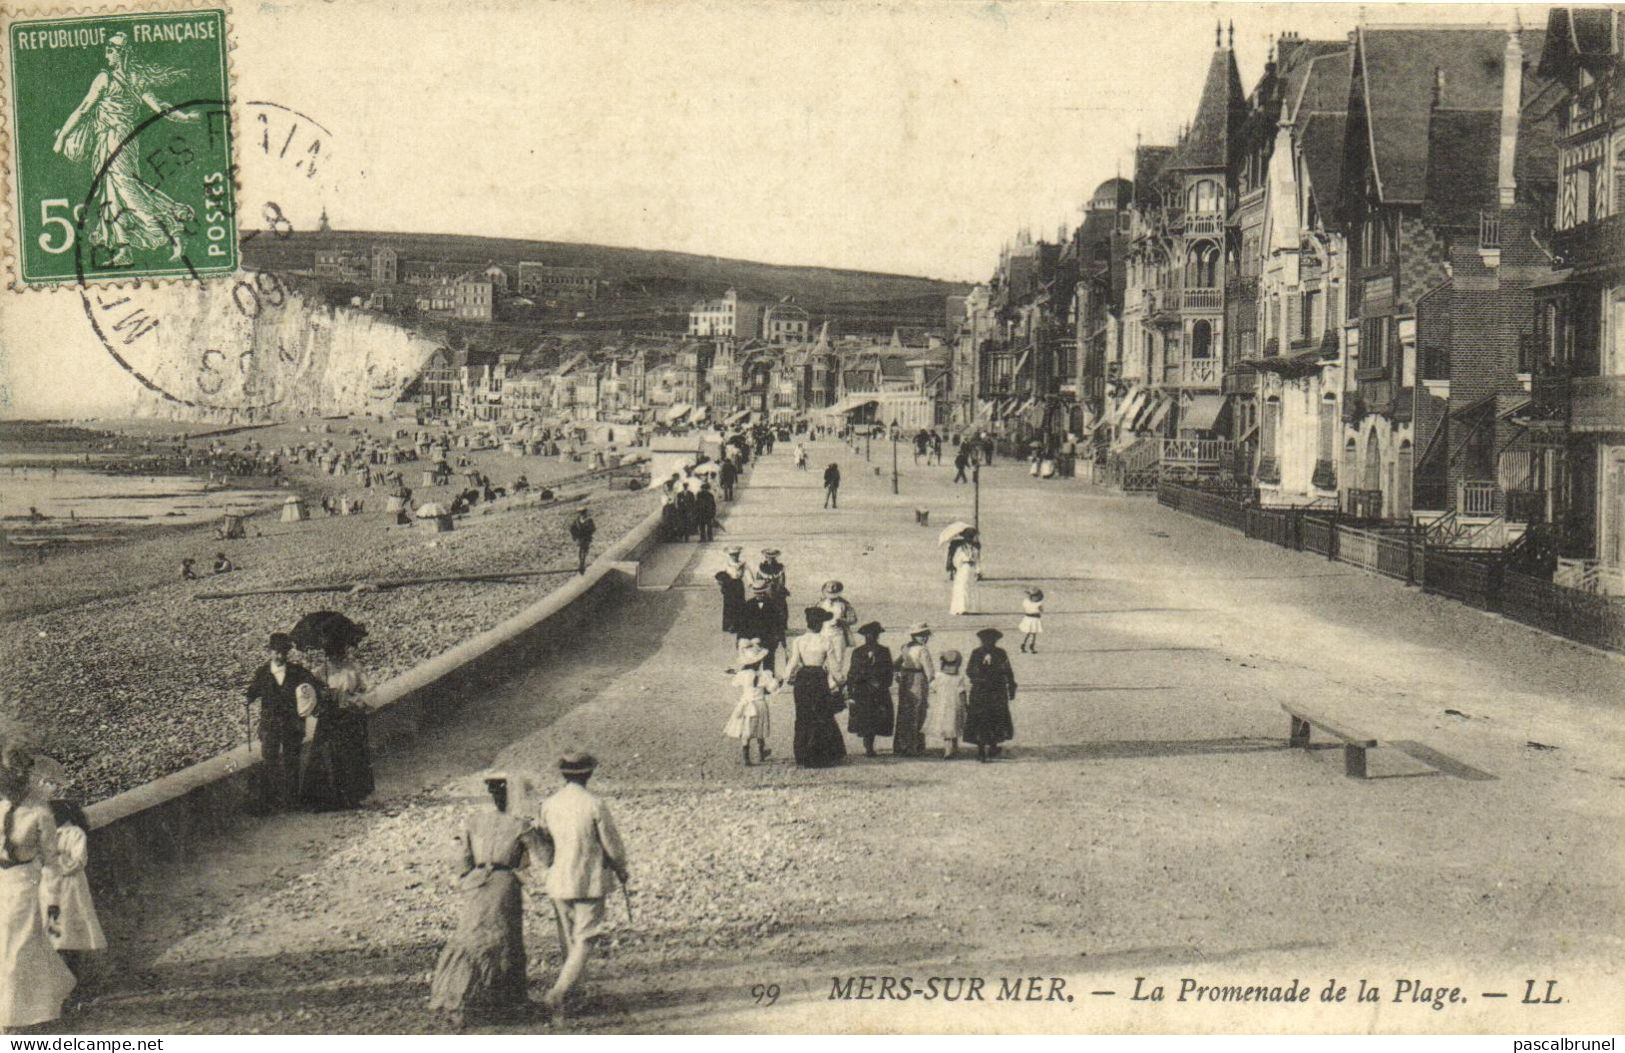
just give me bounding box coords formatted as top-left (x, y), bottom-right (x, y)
top-left (664, 403), bottom-right (691, 423)
top-left (691, 406), bottom-right (710, 423)
top-left (1023, 401), bottom-right (1047, 428)
top-left (1529, 268), bottom-right (1575, 289)
top-left (1181, 394), bottom-right (1226, 433)
top-left (1116, 390), bottom-right (1148, 427)
top-left (1449, 392), bottom-right (1499, 420)
top-left (726, 409), bottom-right (752, 426)
top-left (1144, 397), bottom-right (1173, 433)
top-left (1497, 398), bottom-right (1532, 422)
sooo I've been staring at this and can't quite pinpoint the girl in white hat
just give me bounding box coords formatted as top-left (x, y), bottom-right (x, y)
top-left (927, 651), bottom-right (970, 758)
top-left (725, 639), bottom-right (778, 765)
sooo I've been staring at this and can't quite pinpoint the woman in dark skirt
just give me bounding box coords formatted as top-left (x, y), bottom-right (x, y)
top-left (783, 607), bottom-right (847, 768)
top-left (891, 622), bottom-right (935, 757)
top-left (299, 637), bottom-right (375, 810)
top-left (844, 622), bottom-right (894, 757)
top-left (428, 772), bottom-right (547, 1024)
top-left (964, 628), bottom-right (1017, 762)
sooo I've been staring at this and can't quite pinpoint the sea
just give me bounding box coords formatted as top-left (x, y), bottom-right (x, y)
top-left (0, 462), bottom-right (280, 546)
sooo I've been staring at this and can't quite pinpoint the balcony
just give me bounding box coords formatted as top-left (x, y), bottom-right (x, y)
top-left (1459, 480), bottom-right (1499, 517)
top-left (1184, 288), bottom-right (1223, 312)
top-left (1553, 214), bottom-right (1625, 272)
top-left (1181, 357), bottom-right (1221, 389)
top-left (1571, 375), bottom-right (1625, 434)
top-left (1185, 212), bottom-right (1224, 237)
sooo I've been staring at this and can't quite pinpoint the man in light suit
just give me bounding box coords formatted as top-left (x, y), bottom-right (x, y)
top-left (536, 751), bottom-right (628, 1014)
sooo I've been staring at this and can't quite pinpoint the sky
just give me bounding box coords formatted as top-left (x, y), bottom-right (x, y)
top-left (1, 0), bottom-right (1551, 417)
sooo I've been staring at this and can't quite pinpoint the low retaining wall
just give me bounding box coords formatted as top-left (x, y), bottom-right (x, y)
top-left (85, 500), bottom-right (666, 895)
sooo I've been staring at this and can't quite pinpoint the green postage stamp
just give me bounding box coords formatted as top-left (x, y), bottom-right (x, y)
top-left (3, 5), bottom-right (236, 287)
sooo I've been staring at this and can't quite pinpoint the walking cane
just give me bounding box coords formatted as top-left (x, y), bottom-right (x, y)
top-left (243, 701), bottom-right (254, 752)
top-left (621, 881), bottom-right (635, 924)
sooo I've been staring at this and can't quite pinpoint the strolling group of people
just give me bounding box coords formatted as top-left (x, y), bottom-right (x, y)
top-left (427, 751), bottom-right (628, 1025)
top-left (720, 567), bottom-right (1019, 765)
top-left (0, 745), bottom-right (106, 1032)
top-left (244, 625), bottom-right (374, 814)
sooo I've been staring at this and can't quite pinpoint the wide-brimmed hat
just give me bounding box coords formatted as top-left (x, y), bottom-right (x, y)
top-left (856, 621), bottom-right (884, 637)
top-left (938, 649), bottom-right (963, 666)
top-left (1027, 587), bottom-right (1045, 601)
top-left (805, 606), bottom-right (833, 627)
top-left (558, 751), bottom-right (598, 776)
top-left (737, 639), bottom-right (771, 665)
top-left (976, 628), bottom-right (1004, 642)
top-left (267, 632), bottom-right (294, 652)
top-left (908, 621), bottom-right (931, 637)
top-left (761, 547), bottom-right (781, 558)
top-left (725, 544), bottom-right (743, 555)
top-left (822, 580), bottom-right (843, 596)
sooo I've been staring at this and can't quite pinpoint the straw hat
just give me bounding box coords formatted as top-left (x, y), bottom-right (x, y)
top-left (938, 649), bottom-right (963, 667)
top-left (559, 750), bottom-right (598, 776)
top-left (737, 639), bottom-right (771, 665)
top-left (725, 544), bottom-right (743, 556)
top-left (908, 621), bottom-right (931, 637)
top-left (761, 547), bottom-right (781, 558)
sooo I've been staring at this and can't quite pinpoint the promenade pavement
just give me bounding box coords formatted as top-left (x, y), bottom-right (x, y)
top-left (68, 435), bottom-right (1624, 1034)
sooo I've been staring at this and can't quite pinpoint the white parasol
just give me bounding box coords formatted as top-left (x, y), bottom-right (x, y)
top-left (937, 521), bottom-right (975, 546)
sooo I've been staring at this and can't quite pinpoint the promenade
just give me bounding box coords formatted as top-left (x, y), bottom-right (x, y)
top-left (70, 435), bottom-right (1624, 1035)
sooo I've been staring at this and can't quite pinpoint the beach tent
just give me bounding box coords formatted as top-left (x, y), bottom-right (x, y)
top-left (216, 514), bottom-right (246, 539)
top-left (280, 495), bottom-right (309, 523)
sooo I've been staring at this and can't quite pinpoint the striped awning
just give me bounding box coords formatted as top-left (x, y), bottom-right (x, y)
top-left (664, 403), bottom-right (691, 423)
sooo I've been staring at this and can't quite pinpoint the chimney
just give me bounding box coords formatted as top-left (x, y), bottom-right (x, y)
top-left (1497, 13), bottom-right (1523, 207)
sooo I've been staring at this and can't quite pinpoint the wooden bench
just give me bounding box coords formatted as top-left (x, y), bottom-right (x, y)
top-left (1281, 703), bottom-right (1380, 779)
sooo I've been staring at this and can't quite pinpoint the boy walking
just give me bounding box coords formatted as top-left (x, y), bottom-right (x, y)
top-left (537, 751), bottom-right (629, 1015)
top-left (569, 507), bottom-right (597, 575)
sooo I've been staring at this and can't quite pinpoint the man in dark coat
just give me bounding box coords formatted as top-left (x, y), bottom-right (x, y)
top-left (695, 483), bottom-right (718, 541)
top-left (719, 457), bottom-right (739, 501)
top-left (953, 445), bottom-right (970, 483)
top-left (736, 582), bottom-right (785, 670)
top-left (244, 632), bottom-right (319, 812)
top-left (568, 507), bottom-right (597, 575)
top-left (965, 628), bottom-right (1017, 762)
top-left (822, 462), bottom-right (841, 508)
top-left (674, 486), bottom-right (697, 541)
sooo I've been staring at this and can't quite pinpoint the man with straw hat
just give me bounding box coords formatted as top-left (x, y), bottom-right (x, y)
top-left (536, 750), bottom-right (628, 1015)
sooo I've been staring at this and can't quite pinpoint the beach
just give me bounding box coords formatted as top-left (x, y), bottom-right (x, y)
top-left (0, 417), bottom-right (657, 803)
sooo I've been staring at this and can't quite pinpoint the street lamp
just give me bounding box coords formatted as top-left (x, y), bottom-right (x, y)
top-left (973, 461), bottom-right (980, 536)
top-left (890, 419), bottom-right (899, 495)
top-left (865, 427), bottom-right (871, 462)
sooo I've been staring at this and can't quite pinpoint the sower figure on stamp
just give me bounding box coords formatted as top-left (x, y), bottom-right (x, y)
top-left (535, 752), bottom-right (628, 1016)
top-left (243, 632), bottom-right (318, 813)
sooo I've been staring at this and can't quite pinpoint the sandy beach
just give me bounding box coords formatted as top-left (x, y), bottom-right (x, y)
top-left (0, 417), bottom-right (657, 803)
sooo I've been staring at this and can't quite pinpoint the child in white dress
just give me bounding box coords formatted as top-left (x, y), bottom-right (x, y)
top-left (1018, 587), bottom-right (1045, 653)
top-left (926, 650), bottom-right (970, 758)
top-left (43, 799), bottom-right (107, 982)
top-left (725, 639), bottom-right (778, 765)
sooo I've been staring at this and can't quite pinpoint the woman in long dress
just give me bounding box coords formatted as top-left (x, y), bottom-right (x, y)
top-left (949, 533), bottom-right (981, 615)
top-left (819, 581), bottom-right (857, 647)
top-left (428, 773), bottom-right (547, 1023)
top-left (300, 640), bottom-right (375, 810)
top-left (51, 33), bottom-right (201, 266)
top-left (965, 629), bottom-right (1017, 762)
top-left (0, 747), bottom-right (76, 1030)
top-left (844, 622), bottom-right (894, 757)
top-left (892, 623), bottom-right (936, 757)
top-left (783, 607), bottom-right (847, 768)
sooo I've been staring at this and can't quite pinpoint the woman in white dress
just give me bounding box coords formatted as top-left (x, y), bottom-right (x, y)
top-left (0, 747), bottom-right (76, 1030)
top-left (949, 531), bottom-right (980, 616)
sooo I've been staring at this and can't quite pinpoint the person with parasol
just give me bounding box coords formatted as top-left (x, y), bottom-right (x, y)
top-left (292, 611), bottom-right (375, 811)
top-left (942, 525), bottom-right (981, 615)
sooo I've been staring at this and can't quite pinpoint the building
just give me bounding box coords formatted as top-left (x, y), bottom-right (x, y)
top-left (1245, 36), bottom-right (1352, 505)
top-left (1070, 176), bottom-right (1134, 448)
top-left (371, 246), bottom-right (398, 284)
top-left (763, 301), bottom-right (811, 344)
top-left (516, 262), bottom-right (600, 301)
top-left (313, 248), bottom-right (370, 282)
top-left (455, 277), bottom-right (494, 322)
top-left (689, 288), bottom-right (765, 340)
top-left (1338, 21), bottom-right (1553, 521)
top-left (1528, 7), bottom-right (1625, 592)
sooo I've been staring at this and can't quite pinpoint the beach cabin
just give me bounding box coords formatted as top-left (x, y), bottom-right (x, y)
top-left (279, 495), bottom-right (309, 523)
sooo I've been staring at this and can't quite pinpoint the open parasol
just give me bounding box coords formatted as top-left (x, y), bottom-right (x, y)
top-left (289, 610), bottom-right (368, 655)
top-left (936, 521), bottom-right (975, 546)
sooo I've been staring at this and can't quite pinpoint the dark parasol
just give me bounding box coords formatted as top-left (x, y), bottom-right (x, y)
top-left (289, 610), bottom-right (369, 655)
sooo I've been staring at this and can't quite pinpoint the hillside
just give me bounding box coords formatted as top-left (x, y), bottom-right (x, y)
top-left (243, 231), bottom-right (968, 332)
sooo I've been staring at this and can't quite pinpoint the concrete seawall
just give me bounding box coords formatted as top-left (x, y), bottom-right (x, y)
top-left (84, 499), bottom-right (666, 894)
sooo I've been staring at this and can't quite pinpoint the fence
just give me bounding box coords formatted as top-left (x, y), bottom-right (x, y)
top-left (1157, 482), bottom-right (1623, 652)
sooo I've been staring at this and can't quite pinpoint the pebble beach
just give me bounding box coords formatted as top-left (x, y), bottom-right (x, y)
top-left (0, 418), bottom-right (657, 804)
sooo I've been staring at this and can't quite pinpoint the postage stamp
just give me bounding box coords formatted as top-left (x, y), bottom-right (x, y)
top-left (2, 5), bottom-right (236, 288)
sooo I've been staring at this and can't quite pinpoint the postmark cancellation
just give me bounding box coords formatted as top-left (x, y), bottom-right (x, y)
top-left (1, 2), bottom-right (237, 289)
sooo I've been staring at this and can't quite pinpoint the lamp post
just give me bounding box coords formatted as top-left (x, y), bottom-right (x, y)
top-left (973, 461), bottom-right (980, 536)
top-left (890, 419), bottom-right (899, 495)
top-left (865, 427), bottom-right (871, 462)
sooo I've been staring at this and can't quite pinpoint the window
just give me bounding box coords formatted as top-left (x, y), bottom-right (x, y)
top-left (1300, 290), bottom-right (1321, 341)
top-left (1188, 179), bottom-right (1221, 213)
top-left (1362, 317), bottom-right (1391, 371)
